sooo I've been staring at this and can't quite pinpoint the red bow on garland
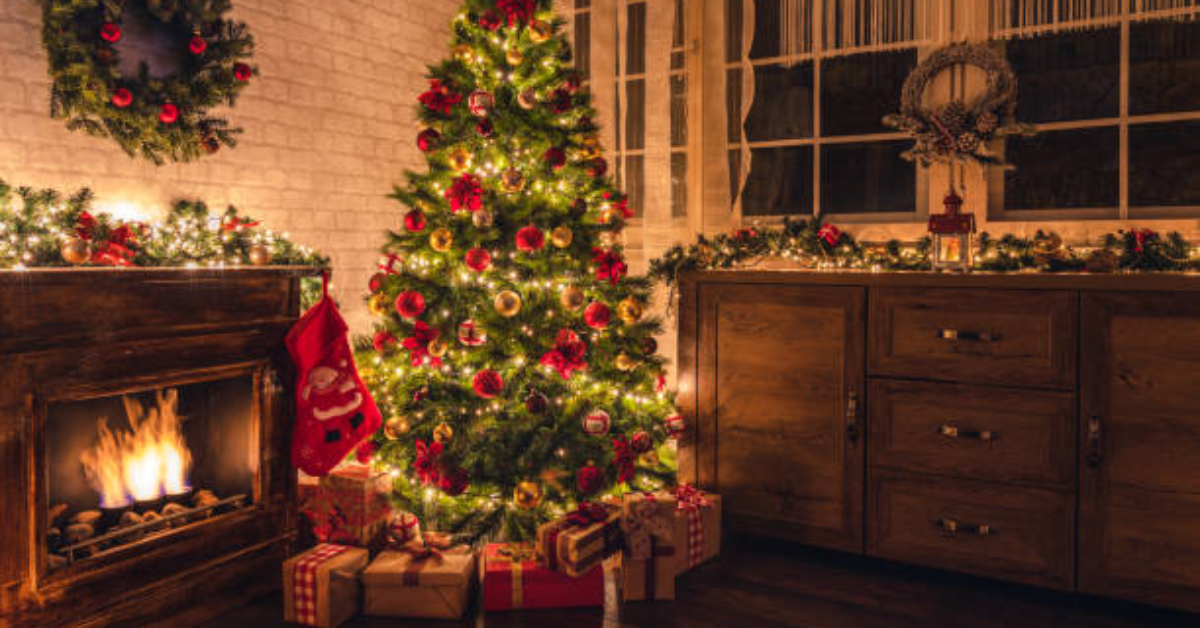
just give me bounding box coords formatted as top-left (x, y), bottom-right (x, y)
top-left (75, 212), bottom-right (138, 266)
top-left (413, 439), bottom-right (443, 486)
top-left (403, 321), bottom-right (443, 368)
top-left (566, 501), bottom-right (610, 527)
top-left (1131, 228), bottom-right (1157, 254)
top-left (445, 174), bottom-right (483, 213)
top-left (818, 224), bottom-right (842, 247)
top-left (222, 217), bottom-right (260, 232)
top-left (735, 227), bottom-right (758, 241)
top-left (612, 437), bottom-right (635, 484)
top-left (418, 79), bottom-right (462, 114)
top-left (592, 248), bottom-right (628, 285)
top-left (496, 0), bottom-right (537, 25)
top-left (539, 329), bottom-right (587, 380)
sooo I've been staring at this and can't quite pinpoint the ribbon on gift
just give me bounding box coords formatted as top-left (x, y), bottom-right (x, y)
top-left (673, 484), bottom-right (711, 568)
top-left (387, 512), bottom-right (421, 546)
top-left (397, 540), bottom-right (445, 587)
top-left (293, 544), bottom-right (350, 626)
top-left (623, 497), bottom-right (674, 561)
top-left (643, 538), bottom-right (676, 600)
top-left (543, 502), bottom-right (621, 572)
top-left (495, 544), bottom-right (537, 609)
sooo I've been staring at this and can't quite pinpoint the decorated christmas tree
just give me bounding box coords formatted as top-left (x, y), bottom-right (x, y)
top-left (356, 0), bottom-right (682, 540)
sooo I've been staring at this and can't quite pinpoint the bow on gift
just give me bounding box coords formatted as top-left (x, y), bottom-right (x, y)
top-left (496, 543), bottom-right (538, 563)
top-left (673, 483), bottom-right (711, 512)
top-left (566, 501), bottom-right (610, 527)
top-left (622, 498), bottom-right (674, 560)
top-left (403, 321), bottom-right (443, 368)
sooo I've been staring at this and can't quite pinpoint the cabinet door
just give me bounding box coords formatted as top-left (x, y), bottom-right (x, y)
top-left (1080, 292), bottom-right (1200, 612)
top-left (696, 284), bottom-right (865, 552)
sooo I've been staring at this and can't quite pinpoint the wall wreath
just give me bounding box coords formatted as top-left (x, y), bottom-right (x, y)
top-left (883, 43), bottom-right (1034, 167)
top-left (42, 0), bottom-right (256, 164)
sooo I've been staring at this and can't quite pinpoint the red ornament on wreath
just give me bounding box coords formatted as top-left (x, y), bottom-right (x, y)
top-left (111, 88), bottom-right (133, 108)
top-left (465, 247), bottom-right (491, 272)
top-left (473, 369), bottom-right (504, 399)
top-left (516, 225), bottom-right (545, 252)
top-left (582, 410), bottom-right (610, 436)
top-left (100, 22), bottom-right (122, 43)
top-left (233, 63), bottom-right (252, 82)
top-left (159, 103), bottom-right (179, 125)
top-left (544, 146), bottom-right (567, 170)
top-left (404, 208), bottom-right (427, 233)
top-left (395, 290), bottom-right (426, 319)
top-left (468, 90), bottom-right (494, 117)
top-left (188, 35), bottom-right (207, 55)
top-left (584, 301), bottom-right (611, 330)
top-left (417, 128), bottom-right (440, 152)
top-left (577, 461), bottom-right (603, 495)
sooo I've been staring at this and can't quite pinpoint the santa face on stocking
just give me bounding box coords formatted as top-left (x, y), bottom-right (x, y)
top-left (304, 359), bottom-right (365, 425)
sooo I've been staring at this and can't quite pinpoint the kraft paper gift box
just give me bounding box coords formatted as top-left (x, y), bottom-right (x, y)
top-left (362, 540), bottom-right (477, 619)
top-left (536, 501), bottom-right (623, 577)
top-left (620, 492), bottom-right (679, 601)
top-left (283, 544), bottom-right (369, 628)
top-left (669, 484), bottom-right (722, 575)
top-left (483, 543), bottom-right (604, 611)
top-left (303, 464), bottom-right (391, 547)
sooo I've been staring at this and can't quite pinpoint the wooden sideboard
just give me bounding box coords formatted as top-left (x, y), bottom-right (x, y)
top-left (677, 270), bottom-right (1200, 613)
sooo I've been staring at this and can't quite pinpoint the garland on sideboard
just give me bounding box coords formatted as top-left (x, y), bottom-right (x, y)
top-left (647, 216), bottom-right (1200, 290)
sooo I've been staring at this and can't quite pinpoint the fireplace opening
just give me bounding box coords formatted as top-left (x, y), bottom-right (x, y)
top-left (46, 376), bottom-right (258, 571)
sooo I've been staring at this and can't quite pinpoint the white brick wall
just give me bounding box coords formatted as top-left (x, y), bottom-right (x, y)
top-left (0, 0), bottom-right (458, 332)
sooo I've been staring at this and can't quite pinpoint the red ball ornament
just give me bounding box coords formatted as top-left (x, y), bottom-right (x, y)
top-left (417, 128), bottom-right (441, 152)
top-left (476, 118), bottom-right (494, 138)
top-left (465, 247), bottom-right (491, 272)
top-left (473, 369), bottom-right (504, 399)
top-left (577, 462), bottom-right (604, 495)
top-left (404, 208), bottom-right (427, 232)
top-left (100, 22), bottom-right (122, 43)
top-left (642, 337), bottom-right (658, 355)
top-left (158, 103), bottom-right (179, 125)
top-left (368, 272), bottom-right (386, 293)
top-left (544, 146), bottom-right (567, 170)
top-left (479, 9), bottom-right (502, 30)
top-left (588, 157), bottom-right (608, 178)
top-left (630, 430), bottom-right (653, 454)
top-left (438, 464), bottom-right (470, 496)
top-left (468, 90), bottom-right (494, 117)
top-left (233, 63), bottom-right (252, 82)
top-left (373, 330), bottom-right (397, 354)
top-left (188, 35), bottom-right (207, 55)
top-left (582, 410), bottom-right (610, 436)
top-left (584, 302), bottom-right (611, 330)
top-left (665, 413), bottom-right (686, 440)
top-left (395, 290), bottom-right (426, 319)
top-left (515, 226), bottom-right (545, 252)
top-left (111, 88), bottom-right (133, 108)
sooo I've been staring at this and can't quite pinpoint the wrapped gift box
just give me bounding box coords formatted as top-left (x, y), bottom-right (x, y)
top-left (362, 541), bottom-right (477, 619)
top-left (483, 543), bottom-right (604, 611)
top-left (536, 501), bottom-right (623, 577)
top-left (670, 485), bottom-right (722, 575)
top-left (621, 492), bottom-right (679, 601)
top-left (283, 544), bottom-right (369, 628)
top-left (301, 464), bottom-right (391, 547)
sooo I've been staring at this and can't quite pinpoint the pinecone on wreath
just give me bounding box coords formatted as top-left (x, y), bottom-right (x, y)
top-left (976, 111), bottom-right (999, 135)
top-left (956, 133), bottom-right (981, 154)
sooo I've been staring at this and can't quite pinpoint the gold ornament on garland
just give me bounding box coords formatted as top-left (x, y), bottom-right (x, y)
top-left (505, 46), bottom-right (524, 67)
top-left (368, 293), bottom-right (391, 317)
top-left (433, 422), bottom-right (454, 444)
top-left (615, 353), bottom-right (637, 371)
top-left (559, 285), bottom-right (585, 311)
top-left (430, 228), bottom-right (454, 252)
top-left (617, 298), bottom-right (644, 324)
top-left (501, 169), bottom-right (526, 193)
top-left (550, 226), bottom-right (573, 248)
top-left (449, 148), bottom-right (473, 173)
top-left (60, 237), bottom-right (91, 265)
top-left (248, 243), bottom-right (272, 266)
top-left (494, 290), bottom-right (522, 317)
top-left (513, 480), bottom-right (543, 509)
top-left (528, 19), bottom-right (552, 43)
top-left (384, 416), bottom-right (410, 440)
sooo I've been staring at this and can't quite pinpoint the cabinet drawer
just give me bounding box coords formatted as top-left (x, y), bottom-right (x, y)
top-left (869, 380), bottom-right (1076, 488)
top-left (869, 288), bottom-right (1077, 388)
top-left (868, 472), bottom-right (1075, 589)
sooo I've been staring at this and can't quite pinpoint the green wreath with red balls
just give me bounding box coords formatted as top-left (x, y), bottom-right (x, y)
top-left (42, 0), bottom-right (255, 164)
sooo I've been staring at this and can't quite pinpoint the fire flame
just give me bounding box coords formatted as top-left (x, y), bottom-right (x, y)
top-left (80, 389), bottom-right (192, 508)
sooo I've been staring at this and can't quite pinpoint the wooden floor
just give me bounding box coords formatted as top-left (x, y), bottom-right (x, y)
top-left (208, 536), bottom-right (1199, 628)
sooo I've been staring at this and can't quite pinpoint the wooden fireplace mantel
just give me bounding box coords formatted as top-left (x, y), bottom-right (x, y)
top-left (0, 267), bottom-right (317, 628)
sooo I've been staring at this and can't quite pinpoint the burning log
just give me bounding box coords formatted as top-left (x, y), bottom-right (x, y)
top-left (64, 523), bottom-right (95, 545)
top-left (72, 510), bottom-right (102, 526)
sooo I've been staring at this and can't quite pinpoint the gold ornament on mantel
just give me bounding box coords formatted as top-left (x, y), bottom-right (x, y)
top-left (449, 148), bottom-right (473, 173)
top-left (433, 421), bottom-right (454, 444)
top-left (550, 225), bottom-right (573, 248)
top-left (617, 298), bottom-right (644, 324)
top-left (501, 168), bottom-right (526, 194)
top-left (384, 416), bottom-right (410, 440)
top-left (494, 290), bottom-right (522, 317)
top-left (60, 237), bottom-right (91, 265)
top-left (528, 19), bottom-right (552, 43)
top-left (430, 228), bottom-right (454, 252)
top-left (505, 46), bottom-right (524, 67)
top-left (559, 285), bottom-right (585, 311)
top-left (248, 243), bottom-right (272, 266)
top-left (513, 480), bottom-right (543, 509)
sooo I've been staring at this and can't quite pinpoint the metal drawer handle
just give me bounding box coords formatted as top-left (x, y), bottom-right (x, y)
top-left (938, 424), bottom-right (1000, 442)
top-left (845, 390), bottom-right (860, 445)
top-left (1087, 415), bottom-right (1102, 469)
top-left (935, 329), bottom-right (1003, 342)
top-left (936, 518), bottom-right (994, 537)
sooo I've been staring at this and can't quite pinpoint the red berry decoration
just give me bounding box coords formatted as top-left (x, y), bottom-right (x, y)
top-left (438, 465), bottom-right (470, 496)
top-left (588, 157), bottom-right (608, 178)
top-left (111, 88), bottom-right (133, 108)
top-left (368, 272), bottom-right (386, 293)
top-left (473, 369), bottom-right (504, 399)
top-left (515, 226), bottom-right (545, 252)
top-left (630, 430), bottom-right (653, 454)
top-left (465, 247), bottom-right (491, 272)
top-left (395, 290), bottom-right (426, 319)
top-left (577, 461), bottom-right (604, 495)
top-left (100, 22), bottom-right (122, 43)
top-left (404, 208), bottom-right (427, 232)
top-left (158, 103), bottom-right (179, 124)
top-left (233, 63), bottom-right (252, 82)
top-left (544, 146), bottom-right (567, 170)
top-left (417, 128), bottom-right (440, 152)
top-left (189, 35), bottom-right (208, 55)
top-left (642, 337), bottom-right (658, 355)
top-left (584, 301), bottom-right (611, 330)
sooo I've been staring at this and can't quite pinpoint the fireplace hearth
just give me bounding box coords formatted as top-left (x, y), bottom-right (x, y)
top-left (0, 268), bottom-right (313, 628)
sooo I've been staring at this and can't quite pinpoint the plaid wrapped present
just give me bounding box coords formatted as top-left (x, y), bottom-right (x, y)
top-left (283, 544), bottom-right (368, 628)
top-left (536, 501), bottom-right (623, 577)
top-left (670, 484), bottom-right (722, 575)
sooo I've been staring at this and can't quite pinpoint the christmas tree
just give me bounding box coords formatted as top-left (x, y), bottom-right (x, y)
top-left (357, 0), bottom-right (682, 540)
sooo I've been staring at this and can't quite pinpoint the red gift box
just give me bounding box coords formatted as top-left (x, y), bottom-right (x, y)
top-left (483, 543), bottom-right (604, 611)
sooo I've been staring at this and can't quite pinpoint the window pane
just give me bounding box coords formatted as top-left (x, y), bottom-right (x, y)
top-left (726, 0), bottom-right (743, 62)
top-left (726, 68), bottom-right (742, 144)
top-left (574, 12), bottom-right (591, 76)
top-left (672, 153), bottom-right (688, 217)
top-left (627, 2), bottom-right (646, 75)
top-left (575, 0), bottom-right (591, 8)
top-left (821, 50), bottom-right (915, 137)
top-left (625, 155), bottom-right (645, 218)
top-left (671, 75), bottom-right (687, 147)
top-left (729, 149), bottom-right (742, 203)
top-left (746, 63), bottom-right (814, 141)
top-left (749, 0), bottom-right (781, 60)
top-left (1130, 20), bottom-right (1200, 116)
top-left (821, 141), bottom-right (916, 214)
top-left (625, 79), bottom-right (645, 151)
top-left (1008, 29), bottom-right (1119, 123)
top-left (742, 146), bottom-right (813, 216)
top-left (1130, 120), bottom-right (1200, 208)
top-left (1004, 127), bottom-right (1119, 211)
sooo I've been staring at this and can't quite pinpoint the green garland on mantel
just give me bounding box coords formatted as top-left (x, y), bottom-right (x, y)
top-left (648, 216), bottom-right (1200, 290)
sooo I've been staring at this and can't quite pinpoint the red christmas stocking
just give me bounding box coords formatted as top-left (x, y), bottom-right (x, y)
top-left (286, 276), bottom-right (381, 476)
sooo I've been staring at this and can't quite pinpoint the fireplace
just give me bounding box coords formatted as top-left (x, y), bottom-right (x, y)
top-left (0, 268), bottom-right (313, 628)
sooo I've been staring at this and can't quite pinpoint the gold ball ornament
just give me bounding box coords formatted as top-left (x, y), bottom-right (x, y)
top-left (449, 148), bottom-right (473, 173)
top-left (505, 46), bottom-right (524, 67)
top-left (513, 480), bottom-right (543, 509)
top-left (248, 243), bottom-right (272, 266)
top-left (518, 88), bottom-right (538, 110)
top-left (453, 43), bottom-right (475, 64)
top-left (579, 136), bottom-right (601, 160)
top-left (550, 226), bottom-right (574, 248)
top-left (430, 228), bottom-right (454, 252)
top-left (598, 231), bottom-right (620, 247)
top-left (472, 208), bottom-right (494, 228)
top-left (559, 286), bottom-right (585, 311)
top-left (599, 207), bottom-right (624, 227)
top-left (494, 290), bottom-right (522, 317)
top-left (60, 237), bottom-right (91, 265)
top-left (433, 422), bottom-right (454, 444)
top-left (384, 416), bottom-right (410, 440)
top-left (501, 169), bottom-right (526, 194)
top-left (528, 19), bottom-right (553, 43)
top-left (615, 353), bottom-right (637, 371)
top-left (428, 338), bottom-right (449, 358)
top-left (368, 293), bottom-right (391, 317)
top-left (617, 298), bottom-right (645, 324)
top-left (638, 450), bottom-right (660, 468)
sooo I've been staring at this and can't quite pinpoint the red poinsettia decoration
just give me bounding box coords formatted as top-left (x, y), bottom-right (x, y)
top-left (735, 227), bottom-right (758, 241)
top-left (592, 248), bottom-right (628, 285)
top-left (603, 191), bottom-right (633, 219)
top-left (402, 321), bottom-right (442, 367)
top-left (540, 329), bottom-right (588, 380)
top-left (445, 174), bottom-right (483, 212)
top-left (418, 79), bottom-right (462, 115)
top-left (818, 223), bottom-right (842, 247)
top-left (373, 330), bottom-right (397, 354)
top-left (612, 437), bottom-right (635, 484)
top-left (478, 9), bottom-right (503, 30)
top-left (497, 0), bottom-right (537, 26)
top-left (413, 439), bottom-right (443, 485)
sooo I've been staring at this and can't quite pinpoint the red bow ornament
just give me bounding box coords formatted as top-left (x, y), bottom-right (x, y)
top-left (418, 79), bottom-right (462, 114)
top-left (818, 223), bottom-right (842, 247)
top-left (402, 321), bottom-right (442, 368)
top-left (445, 174), bottom-right (483, 213)
top-left (592, 248), bottom-right (628, 285)
top-left (539, 329), bottom-right (587, 380)
top-left (612, 436), bottom-right (635, 484)
top-left (413, 439), bottom-right (443, 486)
top-left (1131, 228), bottom-right (1157, 254)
